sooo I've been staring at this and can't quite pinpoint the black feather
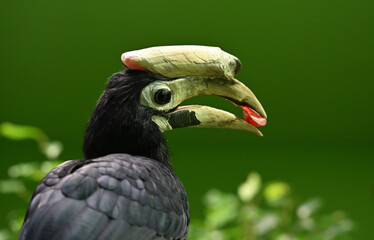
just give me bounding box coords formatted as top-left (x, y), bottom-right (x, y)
top-left (20, 155), bottom-right (189, 239)
top-left (83, 70), bottom-right (171, 167)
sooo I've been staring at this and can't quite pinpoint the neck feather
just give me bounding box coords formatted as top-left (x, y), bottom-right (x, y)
top-left (83, 71), bottom-right (171, 167)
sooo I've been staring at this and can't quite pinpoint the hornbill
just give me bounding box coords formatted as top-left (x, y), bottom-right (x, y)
top-left (19, 46), bottom-right (267, 240)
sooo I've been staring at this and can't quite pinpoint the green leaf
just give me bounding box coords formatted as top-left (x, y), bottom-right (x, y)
top-left (263, 182), bottom-right (290, 205)
top-left (238, 172), bottom-right (261, 202)
top-left (0, 230), bottom-right (11, 240)
top-left (255, 213), bottom-right (279, 236)
top-left (0, 179), bottom-right (25, 194)
top-left (0, 122), bottom-right (47, 142)
top-left (204, 190), bottom-right (239, 229)
top-left (323, 219), bottom-right (354, 239)
top-left (41, 141), bottom-right (63, 159)
top-left (297, 198), bottom-right (322, 219)
top-left (9, 216), bottom-right (24, 233)
top-left (8, 162), bottom-right (38, 178)
top-left (276, 234), bottom-right (299, 240)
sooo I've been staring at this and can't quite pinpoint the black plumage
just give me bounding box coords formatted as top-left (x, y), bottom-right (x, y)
top-left (19, 70), bottom-right (190, 240)
top-left (83, 70), bottom-right (170, 166)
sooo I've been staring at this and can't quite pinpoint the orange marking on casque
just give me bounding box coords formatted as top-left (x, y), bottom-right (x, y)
top-left (121, 53), bottom-right (148, 71)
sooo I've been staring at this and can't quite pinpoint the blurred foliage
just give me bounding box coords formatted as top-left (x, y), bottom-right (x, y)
top-left (0, 122), bottom-right (63, 240)
top-left (0, 122), bottom-right (353, 240)
top-left (188, 173), bottom-right (354, 240)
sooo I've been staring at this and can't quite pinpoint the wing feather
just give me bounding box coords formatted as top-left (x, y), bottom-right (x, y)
top-left (19, 154), bottom-right (189, 240)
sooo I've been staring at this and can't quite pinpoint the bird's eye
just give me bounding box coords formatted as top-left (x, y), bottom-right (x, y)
top-left (154, 89), bottom-right (172, 105)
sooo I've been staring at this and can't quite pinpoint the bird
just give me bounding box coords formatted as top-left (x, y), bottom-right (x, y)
top-left (18, 46), bottom-right (267, 240)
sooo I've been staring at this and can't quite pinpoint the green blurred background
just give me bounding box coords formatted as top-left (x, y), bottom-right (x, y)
top-left (1, 0), bottom-right (373, 238)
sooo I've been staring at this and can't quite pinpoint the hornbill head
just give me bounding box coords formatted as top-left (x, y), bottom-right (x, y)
top-left (84, 46), bottom-right (267, 165)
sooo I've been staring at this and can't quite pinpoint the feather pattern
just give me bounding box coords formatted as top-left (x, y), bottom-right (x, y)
top-left (19, 154), bottom-right (189, 240)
